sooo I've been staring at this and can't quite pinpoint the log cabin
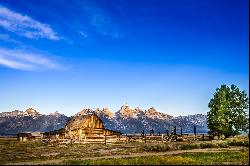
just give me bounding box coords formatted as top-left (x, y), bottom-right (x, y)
top-left (17, 132), bottom-right (43, 141)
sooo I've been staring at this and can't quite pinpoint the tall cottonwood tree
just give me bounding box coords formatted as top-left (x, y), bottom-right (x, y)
top-left (207, 84), bottom-right (249, 138)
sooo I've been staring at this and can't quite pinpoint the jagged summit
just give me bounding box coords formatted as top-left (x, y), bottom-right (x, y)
top-left (0, 108), bottom-right (40, 117)
top-left (76, 108), bottom-right (93, 116)
top-left (145, 107), bottom-right (173, 120)
top-left (25, 108), bottom-right (39, 115)
top-left (75, 103), bottom-right (172, 120)
top-left (120, 103), bottom-right (130, 111)
top-left (8, 110), bottom-right (23, 116)
top-left (0, 108), bottom-right (67, 118)
top-left (117, 103), bottom-right (143, 118)
top-left (145, 107), bottom-right (157, 114)
top-left (50, 111), bottom-right (61, 116)
top-left (116, 104), bottom-right (172, 120)
top-left (101, 107), bottom-right (114, 117)
top-left (94, 107), bottom-right (115, 118)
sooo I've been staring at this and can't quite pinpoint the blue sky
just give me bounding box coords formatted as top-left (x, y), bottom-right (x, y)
top-left (0, 0), bottom-right (248, 116)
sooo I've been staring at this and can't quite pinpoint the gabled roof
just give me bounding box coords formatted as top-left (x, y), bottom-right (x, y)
top-left (65, 113), bottom-right (103, 130)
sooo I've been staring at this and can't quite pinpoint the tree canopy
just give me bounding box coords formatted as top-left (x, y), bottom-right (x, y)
top-left (207, 84), bottom-right (249, 138)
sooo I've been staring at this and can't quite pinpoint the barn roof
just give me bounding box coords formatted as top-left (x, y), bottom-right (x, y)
top-left (65, 113), bottom-right (102, 129)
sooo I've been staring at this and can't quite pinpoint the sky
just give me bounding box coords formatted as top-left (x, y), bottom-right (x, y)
top-left (0, 0), bottom-right (249, 117)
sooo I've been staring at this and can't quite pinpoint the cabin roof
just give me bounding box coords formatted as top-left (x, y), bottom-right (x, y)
top-left (31, 132), bottom-right (43, 137)
top-left (17, 132), bottom-right (43, 137)
top-left (44, 128), bottom-right (65, 135)
top-left (17, 133), bottom-right (32, 137)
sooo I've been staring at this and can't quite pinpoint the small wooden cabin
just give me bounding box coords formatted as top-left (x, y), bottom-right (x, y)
top-left (43, 128), bottom-right (65, 139)
top-left (17, 132), bottom-right (43, 141)
top-left (17, 133), bottom-right (32, 141)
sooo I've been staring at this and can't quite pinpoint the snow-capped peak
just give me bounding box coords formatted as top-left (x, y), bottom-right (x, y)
top-left (95, 107), bottom-right (115, 118)
top-left (145, 107), bottom-right (173, 120)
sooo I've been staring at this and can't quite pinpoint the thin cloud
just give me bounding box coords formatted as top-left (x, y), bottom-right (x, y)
top-left (0, 47), bottom-right (63, 71)
top-left (84, 4), bottom-right (119, 38)
top-left (79, 31), bottom-right (88, 38)
top-left (0, 5), bottom-right (59, 40)
top-left (0, 33), bottom-right (20, 43)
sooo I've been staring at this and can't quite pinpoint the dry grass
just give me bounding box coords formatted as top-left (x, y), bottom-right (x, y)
top-left (0, 136), bottom-right (248, 165)
top-left (63, 150), bottom-right (249, 165)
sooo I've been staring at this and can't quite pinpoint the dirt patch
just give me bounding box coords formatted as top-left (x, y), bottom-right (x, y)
top-left (40, 152), bottom-right (60, 157)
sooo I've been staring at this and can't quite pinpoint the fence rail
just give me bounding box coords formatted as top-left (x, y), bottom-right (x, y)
top-left (43, 133), bottom-right (210, 145)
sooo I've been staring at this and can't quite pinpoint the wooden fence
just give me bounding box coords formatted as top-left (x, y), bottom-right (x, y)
top-left (43, 133), bottom-right (210, 145)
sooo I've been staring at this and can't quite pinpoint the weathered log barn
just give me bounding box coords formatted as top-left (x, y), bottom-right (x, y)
top-left (64, 113), bottom-right (121, 140)
top-left (44, 113), bottom-right (122, 143)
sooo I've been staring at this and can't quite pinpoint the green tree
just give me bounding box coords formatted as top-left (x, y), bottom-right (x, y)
top-left (207, 84), bottom-right (249, 139)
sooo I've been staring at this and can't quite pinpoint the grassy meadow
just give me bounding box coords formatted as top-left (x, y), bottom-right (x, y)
top-left (64, 150), bottom-right (249, 165)
top-left (0, 135), bottom-right (248, 165)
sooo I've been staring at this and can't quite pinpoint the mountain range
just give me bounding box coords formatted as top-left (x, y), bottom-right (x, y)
top-left (0, 104), bottom-right (208, 135)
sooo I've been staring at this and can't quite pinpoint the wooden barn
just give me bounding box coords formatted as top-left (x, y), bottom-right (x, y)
top-left (64, 113), bottom-right (121, 141)
top-left (44, 113), bottom-right (122, 144)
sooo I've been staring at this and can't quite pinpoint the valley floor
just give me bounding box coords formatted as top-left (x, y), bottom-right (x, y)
top-left (0, 136), bottom-right (248, 165)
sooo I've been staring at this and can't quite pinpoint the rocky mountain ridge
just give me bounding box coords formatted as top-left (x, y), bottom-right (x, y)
top-left (73, 103), bottom-right (207, 134)
top-left (0, 104), bottom-right (208, 135)
top-left (0, 108), bottom-right (40, 117)
top-left (0, 108), bottom-right (69, 135)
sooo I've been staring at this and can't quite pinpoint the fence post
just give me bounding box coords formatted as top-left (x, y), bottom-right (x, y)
top-left (194, 126), bottom-right (196, 140)
top-left (174, 126), bottom-right (177, 141)
top-left (48, 132), bottom-right (51, 145)
top-left (104, 130), bottom-right (107, 145)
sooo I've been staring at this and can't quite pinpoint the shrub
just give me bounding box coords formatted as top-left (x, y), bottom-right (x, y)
top-left (217, 142), bottom-right (229, 148)
top-left (226, 137), bottom-right (249, 147)
top-left (179, 143), bottom-right (199, 150)
top-left (200, 142), bottom-right (217, 148)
